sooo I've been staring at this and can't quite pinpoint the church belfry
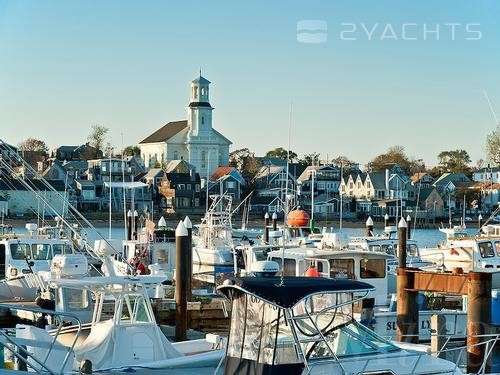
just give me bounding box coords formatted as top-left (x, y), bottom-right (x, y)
top-left (188, 73), bottom-right (213, 136)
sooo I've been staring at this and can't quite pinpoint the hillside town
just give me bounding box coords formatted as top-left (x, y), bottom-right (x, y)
top-left (1, 73), bottom-right (499, 225)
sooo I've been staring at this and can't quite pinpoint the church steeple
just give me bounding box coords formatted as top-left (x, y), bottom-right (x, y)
top-left (188, 72), bottom-right (213, 136)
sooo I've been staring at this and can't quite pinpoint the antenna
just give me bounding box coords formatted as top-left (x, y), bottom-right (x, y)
top-left (484, 90), bottom-right (500, 126)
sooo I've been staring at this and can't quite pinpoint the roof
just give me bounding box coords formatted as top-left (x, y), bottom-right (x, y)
top-left (76, 180), bottom-right (96, 187)
top-left (433, 173), bottom-right (471, 187)
top-left (0, 178), bottom-right (66, 191)
top-left (411, 172), bottom-right (433, 184)
top-left (165, 159), bottom-right (196, 173)
top-left (217, 276), bottom-right (374, 309)
top-left (367, 172), bottom-right (386, 189)
top-left (104, 181), bottom-right (149, 189)
top-left (139, 120), bottom-right (188, 144)
top-left (210, 166), bottom-right (235, 181)
top-left (144, 168), bottom-right (165, 179)
top-left (449, 181), bottom-right (476, 189)
top-left (191, 75), bottom-right (211, 84)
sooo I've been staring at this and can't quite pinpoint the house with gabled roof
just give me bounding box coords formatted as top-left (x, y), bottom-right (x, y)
top-left (433, 172), bottom-right (471, 192)
top-left (473, 166), bottom-right (500, 184)
top-left (411, 172), bottom-right (435, 188)
top-left (139, 74), bottom-right (231, 177)
top-left (208, 167), bottom-right (244, 203)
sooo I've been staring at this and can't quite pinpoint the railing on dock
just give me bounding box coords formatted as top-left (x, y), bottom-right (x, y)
top-left (0, 303), bottom-right (82, 374)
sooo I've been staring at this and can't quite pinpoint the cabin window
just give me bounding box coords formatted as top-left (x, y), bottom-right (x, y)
top-left (10, 243), bottom-right (32, 260)
top-left (53, 244), bottom-right (73, 255)
top-left (360, 259), bottom-right (386, 279)
top-left (271, 257), bottom-right (296, 276)
top-left (32, 244), bottom-right (51, 260)
top-left (495, 241), bottom-right (500, 256)
top-left (328, 259), bottom-right (355, 279)
top-left (407, 244), bottom-right (419, 257)
top-left (59, 288), bottom-right (90, 311)
top-left (479, 242), bottom-right (495, 258)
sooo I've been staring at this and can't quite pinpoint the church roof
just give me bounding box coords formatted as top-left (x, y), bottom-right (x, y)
top-left (191, 75), bottom-right (211, 84)
top-left (139, 120), bottom-right (188, 144)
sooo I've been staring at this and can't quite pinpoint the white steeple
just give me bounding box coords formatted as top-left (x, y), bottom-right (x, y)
top-left (187, 71), bottom-right (213, 137)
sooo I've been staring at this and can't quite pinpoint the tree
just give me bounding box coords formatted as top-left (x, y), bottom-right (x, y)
top-left (437, 149), bottom-right (471, 173)
top-left (123, 145), bottom-right (141, 157)
top-left (368, 145), bottom-right (413, 174)
top-left (87, 125), bottom-right (109, 153)
top-left (229, 148), bottom-right (261, 181)
top-left (486, 125), bottom-right (500, 165)
top-left (265, 147), bottom-right (297, 161)
top-left (17, 138), bottom-right (48, 152)
top-left (299, 153), bottom-right (320, 166)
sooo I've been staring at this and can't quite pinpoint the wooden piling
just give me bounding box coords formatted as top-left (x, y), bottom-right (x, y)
top-left (406, 215), bottom-right (412, 240)
top-left (175, 220), bottom-right (189, 341)
top-left (431, 314), bottom-right (446, 359)
top-left (478, 214), bottom-right (483, 230)
top-left (272, 212), bottom-right (277, 231)
top-left (263, 212), bottom-right (269, 243)
top-left (366, 216), bottom-right (374, 237)
top-left (183, 216), bottom-right (193, 302)
top-left (396, 218), bottom-right (419, 343)
top-left (467, 272), bottom-right (491, 374)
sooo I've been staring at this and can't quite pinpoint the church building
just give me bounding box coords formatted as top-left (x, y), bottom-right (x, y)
top-left (139, 74), bottom-right (232, 177)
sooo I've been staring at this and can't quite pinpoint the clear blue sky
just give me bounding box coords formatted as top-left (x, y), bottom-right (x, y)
top-left (1, 0), bottom-right (499, 168)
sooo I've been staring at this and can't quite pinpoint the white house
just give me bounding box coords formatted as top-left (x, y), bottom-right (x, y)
top-left (139, 74), bottom-right (232, 177)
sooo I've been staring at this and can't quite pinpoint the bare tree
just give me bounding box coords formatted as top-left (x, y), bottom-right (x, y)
top-left (87, 125), bottom-right (109, 153)
top-left (486, 126), bottom-right (500, 165)
top-left (17, 138), bottom-right (48, 152)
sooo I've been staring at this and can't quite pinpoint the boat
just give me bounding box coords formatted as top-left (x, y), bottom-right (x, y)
top-left (258, 246), bottom-right (466, 341)
top-left (347, 224), bottom-right (435, 273)
top-left (192, 194), bottom-right (236, 267)
top-left (420, 223), bottom-right (500, 287)
top-left (0, 222), bottom-right (78, 301)
top-left (217, 276), bottom-right (463, 374)
top-left (1, 271), bottom-right (225, 373)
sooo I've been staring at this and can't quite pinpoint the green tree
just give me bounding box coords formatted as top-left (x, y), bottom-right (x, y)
top-left (17, 138), bottom-right (48, 152)
top-left (123, 145), bottom-right (141, 157)
top-left (368, 145), bottom-right (413, 174)
top-left (299, 152), bottom-right (320, 166)
top-left (87, 124), bottom-right (109, 154)
top-left (265, 147), bottom-right (297, 161)
top-left (486, 125), bottom-right (500, 165)
top-left (229, 148), bottom-right (261, 182)
top-left (437, 149), bottom-right (471, 173)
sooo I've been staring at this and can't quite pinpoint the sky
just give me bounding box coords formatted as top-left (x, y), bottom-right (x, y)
top-left (0, 0), bottom-right (499, 168)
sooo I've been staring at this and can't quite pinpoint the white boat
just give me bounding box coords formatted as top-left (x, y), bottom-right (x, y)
top-left (192, 195), bottom-right (235, 266)
top-left (260, 246), bottom-right (466, 341)
top-left (420, 223), bottom-right (500, 287)
top-left (347, 225), bottom-right (435, 273)
top-left (2, 273), bottom-right (225, 373)
top-left (218, 276), bottom-right (463, 374)
top-left (0, 223), bottom-right (77, 301)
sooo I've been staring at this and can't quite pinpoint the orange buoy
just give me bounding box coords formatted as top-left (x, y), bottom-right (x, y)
top-left (287, 209), bottom-right (310, 227)
top-left (304, 265), bottom-right (320, 278)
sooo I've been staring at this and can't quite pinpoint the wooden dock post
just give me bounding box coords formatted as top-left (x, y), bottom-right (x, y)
top-left (384, 213), bottom-right (389, 228)
top-left (366, 216), bottom-right (374, 237)
top-left (396, 217), bottom-right (419, 343)
top-left (183, 216), bottom-right (193, 302)
top-left (272, 212), bottom-right (277, 231)
top-left (430, 314), bottom-right (446, 359)
top-left (263, 212), bottom-right (269, 243)
top-left (478, 214), bottom-right (483, 230)
top-left (175, 220), bottom-right (189, 341)
top-left (406, 214), bottom-right (412, 240)
top-left (467, 272), bottom-right (491, 374)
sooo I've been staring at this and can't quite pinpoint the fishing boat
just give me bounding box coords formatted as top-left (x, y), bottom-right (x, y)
top-left (217, 276), bottom-right (463, 374)
top-left (0, 223), bottom-right (77, 301)
top-left (192, 194), bottom-right (235, 267)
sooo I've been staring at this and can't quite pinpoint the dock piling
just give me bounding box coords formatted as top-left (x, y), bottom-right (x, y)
top-left (175, 220), bottom-right (189, 341)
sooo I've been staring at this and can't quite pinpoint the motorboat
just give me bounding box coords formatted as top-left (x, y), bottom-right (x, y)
top-left (217, 276), bottom-right (463, 374)
top-left (420, 224), bottom-right (500, 287)
top-left (1, 272), bottom-right (225, 373)
top-left (260, 246), bottom-right (466, 341)
top-left (347, 225), bottom-right (435, 272)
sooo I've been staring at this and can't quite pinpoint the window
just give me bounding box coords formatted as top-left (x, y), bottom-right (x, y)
top-left (177, 184), bottom-right (185, 190)
top-left (11, 243), bottom-right (31, 260)
top-left (53, 244), bottom-right (73, 255)
top-left (479, 242), bottom-right (495, 258)
top-left (32, 244), bottom-right (51, 260)
top-left (360, 259), bottom-right (386, 278)
top-left (226, 181), bottom-right (235, 189)
top-left (173, 151), bottom-right (178, 160)
top-left (495, 241), bottom-right (500, 256)
top-left (201, 116), bottom-right (205, 125)
top-left (195, 184), bottom-right (200, 192)
top-left (271, 257), bottom-right (296, 276)
top-left (329, 259), bottom-right (354, 279)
